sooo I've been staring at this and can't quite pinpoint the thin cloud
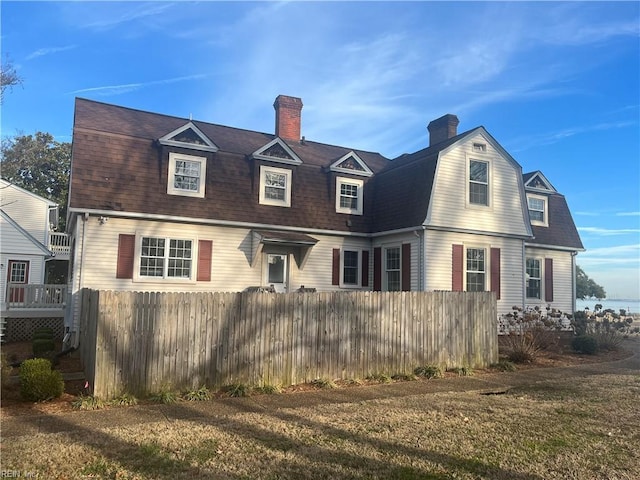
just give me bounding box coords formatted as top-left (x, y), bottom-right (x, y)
top-left (26, 45), bottom-right (76, 60)
top-left (80, 2), bottom-right (175, 30)
top-left (616, 212), bottom-right (640, 217)
top-left (510, 120), bottom-right (637, 152)
top-left (581, 244), bottom-right (640, 256)
top-left (575, 211), bottom-right (600, 216)
top-left (579, 227), bottom-right (640, 236)
top-left (69, 74), bottom-right (210, 97)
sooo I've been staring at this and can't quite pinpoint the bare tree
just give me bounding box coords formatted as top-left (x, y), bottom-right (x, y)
top-left (1, 57), bottom-right (23, 103)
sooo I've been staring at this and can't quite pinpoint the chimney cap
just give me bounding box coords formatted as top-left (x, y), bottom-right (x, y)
top-left (273, 95), bottom-right (303, 108)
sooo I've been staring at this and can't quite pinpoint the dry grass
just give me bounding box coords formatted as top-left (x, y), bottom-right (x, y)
top-left (3, 372), bottom-right (639, 479)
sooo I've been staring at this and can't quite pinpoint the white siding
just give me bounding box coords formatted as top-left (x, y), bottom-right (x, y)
top-left (73, 216), bottom-right (374, 294)
top-left (0, 180), bottom-right (53, 245)
top-left (0, 254), bottom-right (45, 305)
top-left (525, 247), bottom-right (574, 314)
top-left (424, 229), bottom-right (524, 315)
top-left (427, 133), bottom-right (530, 237)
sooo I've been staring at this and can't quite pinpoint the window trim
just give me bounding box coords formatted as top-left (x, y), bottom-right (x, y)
top-left (464, 246), bottom-right (487, 292)
top-left (525, 257), bottom-right (542, 300)
top-left (335, 177), bottom-right (364, 215)
top-left (133, 234), bottom-right (197, 283)
top-left (340, 249), bottom-right (361, 288)
top-left (468, 159), bottom-right (490, 207)
top-left (259, 165), bottom-right (292, 207)
top-left (527, 194), bottom-right (548, 227)
top-left (167, 152), bottom-right (206, 198)
top-left (384, 245), bottom-right (402, 292)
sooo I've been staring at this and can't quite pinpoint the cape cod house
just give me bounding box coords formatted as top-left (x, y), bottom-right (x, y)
top-left (65, 96), bottom-right (583, 341)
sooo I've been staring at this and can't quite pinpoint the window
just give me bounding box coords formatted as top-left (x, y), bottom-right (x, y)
top-left (167, 152), bottom-right (206, 198)
top-left (526, 258), bottom-right (541, 299)
top-left (343, 250), bottom-right (359, 285)
top-left (385, 247), bottom-right (401, 291)
top-left (466, 248), bottom-right (485, 292)
top-left (473, 143), bottom-right (486, 153)
top-left (527, 195), bottom-right (547, 226)
top-left (469, 160), bottom-right (489, 206)
top-left (336, 177), bottom-right (364, 215)
top-left (9, 261), bottom-right (28, 283)
top-left (139, 237), bottom-right (193, 279)
top-left (259, 166), bottom-right (292, 207)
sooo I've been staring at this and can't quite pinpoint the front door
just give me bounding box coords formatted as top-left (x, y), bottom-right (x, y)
top-left (7, 260), bottom-right (29, 303)
top-left (265, 254), bottom-right (288, 292)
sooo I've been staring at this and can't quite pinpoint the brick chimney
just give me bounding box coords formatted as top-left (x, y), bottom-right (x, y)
top-left (274, 95), bottom-right (303, 141)
top-left (427, 114), bottom-right (459, 146)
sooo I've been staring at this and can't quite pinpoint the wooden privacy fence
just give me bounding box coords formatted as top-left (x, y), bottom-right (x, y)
top-left (79, 289), bottom-right (498, 398)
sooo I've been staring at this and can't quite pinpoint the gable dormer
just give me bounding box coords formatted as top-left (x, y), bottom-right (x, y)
top-left (524, 171), bottom-right (556, 193)
top-left (158, 122), bottom-right (218, 152)
top-left (524, 171), bottom-right (556, 228)
top-left (329, 152), bottom-right (373, 177)
top-left (252, 138), bottom-right (302, 166)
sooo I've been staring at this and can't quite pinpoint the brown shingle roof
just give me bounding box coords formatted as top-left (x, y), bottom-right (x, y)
top-left (69, 98), bottom-right (389, 233)
top-left (528, 193), bottom-right (584, 250)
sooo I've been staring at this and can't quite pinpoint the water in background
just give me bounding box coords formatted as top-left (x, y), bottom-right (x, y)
top-left (576, 299), bottom-right (640, 314)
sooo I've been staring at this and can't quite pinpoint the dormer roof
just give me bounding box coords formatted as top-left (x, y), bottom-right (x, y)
top-left (158, 121), bottom-right (219, 152)
top-left (252, 138), bottom-right (302, 165)
top-left (524, 171), bottom-right (557, 193)
top-left (329, 151), bottom-right (373, 177)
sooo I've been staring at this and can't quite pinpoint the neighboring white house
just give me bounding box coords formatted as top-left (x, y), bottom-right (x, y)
top-left (65, 96), bottom-right (584, 343)
top-left (0, 180), bottom-right (60, 307)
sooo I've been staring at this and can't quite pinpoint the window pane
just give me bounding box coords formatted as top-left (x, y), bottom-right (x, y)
top-left (10, 262), bottom-right (27, 283)
top-left (526, 258), bottom-right (541, 299)
top-left (386, 248), bottom-right (400, 270)
top-left (174, 160), bottom-right (200, 191)
top-left (343, 250), bottom-right (359, 285)
top-left (469, 161), bottom-right (487, 182)
top-left (469, 183), bottom-right (488, 205)
top-left (268, 255), bottom-right (285, 283)
top-left (466, 248), bottom-right (485, 292)
top-left (387, 271), bottom-right (401, 291)
top-left (265, 172), bottom-right (287, 200)
top-left (529, 210), bottom-right (544, 222)
top-left (167, 239), bottom-right (192, 278)
top-left (340, 183), bottom-right (359, 209)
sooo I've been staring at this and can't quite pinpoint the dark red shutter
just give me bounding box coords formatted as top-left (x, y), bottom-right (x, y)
top-left (490, 247), bottom-right (501, 300)
top-left (332, 248), bottom-right (340, 285)
top-left (545, 258), bottom-right (554, 302)
top-left (401, 243), bottom-right (411, 291)
top-left (361, 250), bottom-right (369, 287)
top-left (373, 247), bottom-right (382, 291)
top-left (452, 244), bottom-right (463, 291)
top-left (197, 240), bottom-right (212, 281)
top-left (116, 234), bottom-right (135, 279)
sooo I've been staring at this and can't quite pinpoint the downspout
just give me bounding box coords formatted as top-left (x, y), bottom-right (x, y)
top-left (521, 240), bottom-right (526, 310)
top-left (72, 212), bottom-right (88, 349)
top-left (571, 252), bottom-right (577, 314)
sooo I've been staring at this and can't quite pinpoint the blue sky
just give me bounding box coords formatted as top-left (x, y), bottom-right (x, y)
top-left (2, 1), bottom-right (639, 299)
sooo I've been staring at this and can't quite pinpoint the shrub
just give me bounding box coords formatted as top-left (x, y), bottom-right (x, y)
top-left (72, 394), bottom-right (107, 410)
top-left (366, 373), bottom-right (392, 383)
top-left (150, 388), bottom-right (179, 404)
top-left (110, 392), bottom-right (138, 406)
top-left (19, 358), bottom-right (64, 401)
top-left (223, 383), bottom-right (252, 397)
top-left (448, 366), bottom-right (474, 377)
top-left (491, 360), bottom-right (516, 372)
top-left (32, 338), bottom-right (56, 357)
top-left (33, 327), bottom-right (54, 337)
top-left (183, 386), bottom-right (211, 401)
top-left (1, 353), bottom-right (12, 388)
top-left (572, 335), bottom-right (599, 355)
top-left (310, 378), bottom-right (337, 389)
top-left (414, 365), bottom-right (443, 379)
top-left (254, 384), bottom-right (281, 394)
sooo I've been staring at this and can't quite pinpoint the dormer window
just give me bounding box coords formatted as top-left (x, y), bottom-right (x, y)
top-left (527, 194), bottom-right (547, 226)
top-left (336, 177), bottom-right (363, 215)
top-left (259, 166), bottom-right (292, 207)
top-left (167, 153), bottom-right (206, 198)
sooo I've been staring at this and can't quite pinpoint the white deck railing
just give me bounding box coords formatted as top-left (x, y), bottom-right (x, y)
top-left (6, 284), bottom-right (68, 309)
top-left (49, 232), bottom-right (70, 258)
